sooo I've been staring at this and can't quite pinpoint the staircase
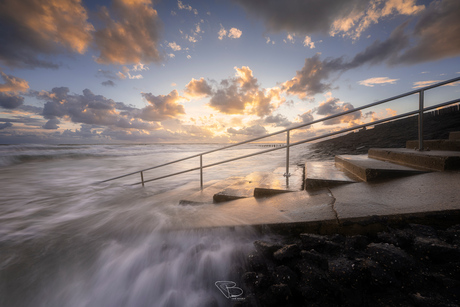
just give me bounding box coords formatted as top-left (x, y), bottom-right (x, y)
top-left (306, 131), bottom-right (460, 190)
top-left (180, 132), bottom-right (460, 204)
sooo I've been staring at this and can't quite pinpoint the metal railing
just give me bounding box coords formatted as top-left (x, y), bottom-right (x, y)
top-left (99, 77), bottom-right (460, 188)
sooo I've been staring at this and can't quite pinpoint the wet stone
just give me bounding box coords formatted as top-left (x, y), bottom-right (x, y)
top-left (413, 237), bottom-right (460, 263)
top-left (300, 250), bottom-right (329, 270)
top-left (253, 240), bottom-right (283, 258)
top-left (273, 265), bottom-right (298, 288)
top-left (273, 244), bottom-right (300, 262)
top-left (366, 242), bottom-right (416, 273)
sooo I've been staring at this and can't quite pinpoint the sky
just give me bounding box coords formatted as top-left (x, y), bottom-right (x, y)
top-left (0, 0), bottom-right (459, 144)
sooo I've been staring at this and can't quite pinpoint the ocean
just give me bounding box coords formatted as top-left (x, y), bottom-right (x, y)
top-left (0, 143), bottom-right (311, 306)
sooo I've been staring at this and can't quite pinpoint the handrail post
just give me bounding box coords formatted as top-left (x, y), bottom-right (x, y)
top-left (200, 154), bottom-right (203, 190)
top-left (284, 130), bottom-right (290, 186)
top-left (140, 171), bottom-right (145, 187)
top-left (418, 90), bottom-right (424, 151)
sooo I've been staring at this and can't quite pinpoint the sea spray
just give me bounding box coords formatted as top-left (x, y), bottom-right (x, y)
top-left (0, 143), bottom-right (310, 306)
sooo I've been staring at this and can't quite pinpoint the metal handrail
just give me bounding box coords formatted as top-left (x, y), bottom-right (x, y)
top-left (98, 76), bottom-right (460, 187)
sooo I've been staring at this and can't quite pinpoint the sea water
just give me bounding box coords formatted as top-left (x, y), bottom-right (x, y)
top-left (0, 143), bottom-right (311, 306)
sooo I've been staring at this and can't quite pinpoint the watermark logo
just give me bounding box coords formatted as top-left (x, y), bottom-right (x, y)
top-left (215, 281), bottom-right (244, 300)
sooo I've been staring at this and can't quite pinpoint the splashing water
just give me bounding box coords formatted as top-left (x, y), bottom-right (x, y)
top-left (0, 144), bottom-right (309, 306)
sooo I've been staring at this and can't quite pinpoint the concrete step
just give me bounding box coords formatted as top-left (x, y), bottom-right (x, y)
top-left (450, 131), bottom-right (460, 140)
top-left (369, 148), bottom-right (460, 171)
top-left (179, 176), bottom-right (244, 205)
top-left (406, 139), bottom-right (460, 151)
top-left (305, 161), bottom-right (358, 191)
top-left (335, 155), bottom-right (428, 182)
top-left (213, 165), bottom-right (304, 203)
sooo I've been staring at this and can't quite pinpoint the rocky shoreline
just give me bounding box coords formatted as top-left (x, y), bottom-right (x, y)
top-left (235, 223), bottom-right (460, 306)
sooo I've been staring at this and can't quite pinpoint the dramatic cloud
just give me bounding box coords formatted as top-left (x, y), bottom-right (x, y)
top-left (0, 93), bottom-right (24, 109)
top-left (395, 0), bottom-right (460, 64)
top-left (282, 26), bottom-right (410, 98)
top-left (227, 124), bottom-right (267, 136)
top-left (281, 53), bottom-right (333, 99)
top-left (36, 87), bottom-right (160, 130)
top-left (184, 78), bottom-right (213, 98)
top-left (297, 110), bottom-right (314, 125)
top-left (315, 97), bottom-right (362, 126)
top-left (235, 0), bottom-right (423, 39)
top-left (359, 77), bottom-right (399, 87)
top-left (94, 0), bottom-right (162, 65)
top-left (208, 66), bottom-right (285, 116)
top-left (0, 0), bottom-right (94, 68)
top-left (140, 90), bottom-right (186, 121)
top-left (42, 118), bottom-right (60, 130)
top-left (0, 72), bottom-right (29, 93)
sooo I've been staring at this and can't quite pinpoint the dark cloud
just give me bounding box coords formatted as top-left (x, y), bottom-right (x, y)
top-left (227, 124), bottom-right (268, 136)
top-left (0, 93), bottom-right (24, 109)
top-left (102, 80), bottom-right (116, 87)
top-left (298, 110), bottom-right (314, 124)
top-left (316, 97), bottom-right (362, 125)
top-left (36, 87), bottom-right (160, 130)
top-left (96, 69), bottom-right (119, 80)
top-left (94, 0), bottom-right (163, 65)
top-left (234, 0), bottom-right (368, 35)
top-left (0, 122), bottom-right (13, 130)
top-left (0, 72), bottom-right (29, 93)
top-left (395, 0), bottom-right (460, 64)
top-left (264, 114), bottom-right (292, 127)
top-left (0, 0), bottom-right (93, 68)
top-left (42, 118), bottom-right (60, 130)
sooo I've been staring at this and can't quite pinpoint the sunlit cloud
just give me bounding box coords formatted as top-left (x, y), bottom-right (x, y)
top-left (228, 28), bottom-right (243, 39)
top-left (184, 78), bottom-right (213, 98)
top-left (94, 0), bottom-right (162, 65)
top-left (359, 77), bottom-right (399, 87)
top-left (0, 72), bottom-right (29, 93)
top-left (218, 25), bottom-right (242, 40)
top-left (0, 0), bottom-right (94, 68)
top-left (412, 80), bottom-right (460, 89)
top-left (168, 42), bottom-right (182, 51)
top-left (140, 90), bottom-right (187, 121)
top-left (303, 36), bottom-right (315, 48)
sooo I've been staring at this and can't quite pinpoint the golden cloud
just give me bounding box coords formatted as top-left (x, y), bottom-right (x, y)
top-left (94, 0), bottom-right (162, 65)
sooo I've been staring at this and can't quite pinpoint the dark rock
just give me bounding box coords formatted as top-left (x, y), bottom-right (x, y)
top-left (262, 283), bottom-right (292, 306)
top-left (328, 257), bottom-right (361, 286)
top-left (273, 244), bottom-right (300, 262)
top-left (299, 233), bottom-right (342, 255)
top-left (273, 265), bottom-right (298, 288)
top-left (328, 234), bottom-right (346, 244)
top-left (358, 258), bottom-right (400, 288)
top-left (366, 242), bottom-right (416, 274)
top-left (377, 228), bottom-right (414, 248)
top-left (345, 235), bottom-right (369, 250)
top-left (409, 224), bottom-right (438, 238)
top-left (247, 253), bottom-right (268, 272)
top-left (413, 237), bottom-right (460, 263)
top-left (253, 240), bottom-right (282, 258)
top-left (300, 250), bottom-right (329, 270)
top-left (299, 233), bottom-right (329, 249)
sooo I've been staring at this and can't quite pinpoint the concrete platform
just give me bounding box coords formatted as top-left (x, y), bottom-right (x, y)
top-left (305, 161), bottom-right (358, 190)
top-left (369, 148), bottom-right (460, 171)
top-left (172, 170), bottom-right (460, 235)
top-left (213, 166), bottom-right (304, 203)
top-left (335, 154), bottom-right (427, 182)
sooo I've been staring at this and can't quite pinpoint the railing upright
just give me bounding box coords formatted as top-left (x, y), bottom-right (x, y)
top-left (285, 130), bottom-right (291, 186)
top-left (418, 90), bottom-right (425, 151)
top-left (200, 154), bottom-right (203, 190)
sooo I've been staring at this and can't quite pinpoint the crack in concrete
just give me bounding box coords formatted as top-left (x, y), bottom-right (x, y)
top-left (327, 188), bottom-right (340, 226)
